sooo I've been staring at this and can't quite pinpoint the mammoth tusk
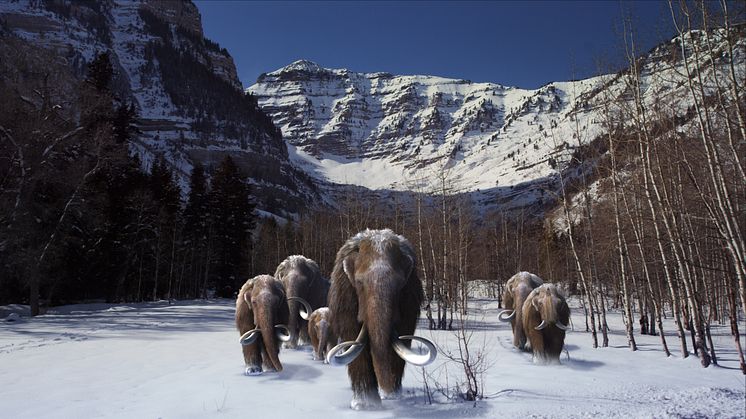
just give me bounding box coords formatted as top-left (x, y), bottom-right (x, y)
top-left (287, 297), bottom-right (313, 320)
top-left (555, 321), bottom-right (570, 331)
top-left (392, 334), bottom-right (437, 367)
top-left (534, 320), bottom-right (548, 330)
top-left (239, 328), bottom-right (262, 346)
top-left (326, 324), bottom-right (368, 366)
top-left (498, 310), bottom-right (516, 322)
top-left (274, 324), bottom-right (292, 342)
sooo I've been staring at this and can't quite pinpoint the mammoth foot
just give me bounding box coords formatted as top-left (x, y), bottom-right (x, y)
top-left (350, 391), bottom-right (382, 411)
top-left (262, 362), bottom-right (278, 373)
top-left (244, 365), bottom-right (262, 376)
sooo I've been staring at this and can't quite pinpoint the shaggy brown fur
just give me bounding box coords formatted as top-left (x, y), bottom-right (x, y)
top-left (328, 229), bottom-right (424, 410)
top-left (502, 272), bottom-right (544, 350)
top-left (522, 283), bottom-right (570, 364)
top-left (235, 275), bottom-right (290, 374)
top-left (308, 307), bottom-right (338, 362)
top-left (275, 255), bottom-right (330, 349)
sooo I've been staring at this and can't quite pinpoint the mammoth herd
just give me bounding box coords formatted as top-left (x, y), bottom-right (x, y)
top-left (235, 229), bottom-right (437, 410)
top-left (235, 229), bottom-right (571, 410)
top-left (499, 271), bottom-right (571, 364)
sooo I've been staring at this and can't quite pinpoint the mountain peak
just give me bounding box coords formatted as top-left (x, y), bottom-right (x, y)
top-left (277, 59), bottom-right (326, 74)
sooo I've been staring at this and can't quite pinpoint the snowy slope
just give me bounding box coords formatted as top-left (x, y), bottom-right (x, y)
top-left (249, 27), bottom-right (745, 213)
top-left (0, 0), bottom-right (316, 215)
top-left (1, 297), bottom-right (743, 418)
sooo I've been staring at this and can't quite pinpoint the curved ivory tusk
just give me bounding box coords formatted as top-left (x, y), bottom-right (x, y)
top-left (288, 297), bottom-right (313, 320)
top-left (326, 324), bottom-right (368, 366)
top-left (534, 320), bottom-right (548, 330)
top-left (239, 328), bottom-right (261, 346)
top-left (274, 324), bottom-right (292, 342)
top-left (498, 310), bottom-right (516, 322)
top-left (392, 335), bottom-right (437, 366)
top-left (555, 321), bottom-right (570, 331)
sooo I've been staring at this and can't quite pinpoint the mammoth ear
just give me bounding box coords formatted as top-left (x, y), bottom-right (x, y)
top-left (532, 292), bottom-right (541, 312)
top-left (342, 255), bottom-right (356, 282)
top-left (404, 254), bottom-right (415, 279)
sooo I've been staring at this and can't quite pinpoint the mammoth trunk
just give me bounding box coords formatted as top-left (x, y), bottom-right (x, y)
top-left (260, 310), bottom-right (283, 372)
top-left (365, 287), bottom-right (405, 395)
top-left (287, 285), bottom-right (304, 347)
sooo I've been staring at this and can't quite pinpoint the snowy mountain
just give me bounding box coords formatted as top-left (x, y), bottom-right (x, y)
top-left (248, 26), bottom-right (745, 214)
top-left (0, 0), bottom-right (316, 216)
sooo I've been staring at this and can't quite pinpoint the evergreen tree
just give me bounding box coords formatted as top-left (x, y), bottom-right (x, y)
top-left (182, 162), bottom-right (210, 298)
top-left (209, 156), bottom-right (256, 297)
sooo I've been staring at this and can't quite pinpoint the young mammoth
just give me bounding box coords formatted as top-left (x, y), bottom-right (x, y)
top-left (235, 275), bottom-right (291, 375)
top-left (327, 229), bottom-right (437, 410)
top-left (307, 307), bottom-right (338, 362)
top-left (522, 283), bottom-right (570, 364)
top-left (274, 255), bottom-right (330, 349)
top-left (498, 272), bottom-right (544, 350)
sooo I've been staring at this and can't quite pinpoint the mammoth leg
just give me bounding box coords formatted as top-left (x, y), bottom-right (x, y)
top-left (299, 322), bottom-right (311, 346)
top-left (530, 331), bottom-right (546, 364)
top-left (378, 276), bottom-right (423, 397)
top-left (545, 331), bottom-right (565, 364)
top-left (348, 346), bottom-right (381, 410)
top-left (309, 321), bottom-right (321, 361)
top-left (242, 343), bottom-right (262, 375)
top-left (237, 294), bottom-right (262, 375)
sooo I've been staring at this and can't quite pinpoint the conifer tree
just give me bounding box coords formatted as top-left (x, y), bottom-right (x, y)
top-left (209, 156), bottom-right (255, 297)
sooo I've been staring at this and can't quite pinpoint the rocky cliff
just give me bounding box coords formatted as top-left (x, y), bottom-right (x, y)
top-left (0, 0), bottom-right (316, 217)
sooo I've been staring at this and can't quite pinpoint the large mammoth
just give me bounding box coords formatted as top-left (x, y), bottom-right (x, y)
top-left (274, 255), bottom-right (330, 349)
top-left (327, 229), bottom-right (436, 410)
top-left (235, 275), bottom-right (290, 375)
top-left (522, 283), bottom-right (570, 364)
top-left (307, 307), bottom-right (337, 362)
top-left (498, 271), bottom-right (544, 350)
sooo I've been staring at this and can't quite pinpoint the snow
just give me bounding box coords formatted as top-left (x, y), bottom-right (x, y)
top-left (1, 296), bottom-right (743, 418)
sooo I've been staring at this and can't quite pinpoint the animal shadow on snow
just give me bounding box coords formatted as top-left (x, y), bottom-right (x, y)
top-left (561, 357), bottom-right (604, 370)
top-left (385, 392), bottom-right (492, 418)
top-left (259, 362), bottom-right (323, 382)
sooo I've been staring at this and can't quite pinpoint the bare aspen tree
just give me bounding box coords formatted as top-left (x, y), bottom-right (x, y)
top-left (623, 19), bottom-right (690, 358)
top-left (601, 79), bottom-right (637, 351)
top-left (669, 1), bottom-right (746, 317)
top-left (549, 124), bottom-right (599, 348)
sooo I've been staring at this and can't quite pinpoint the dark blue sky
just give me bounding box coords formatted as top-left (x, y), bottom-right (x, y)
top-left (195, 1), bottom-right (676, 89)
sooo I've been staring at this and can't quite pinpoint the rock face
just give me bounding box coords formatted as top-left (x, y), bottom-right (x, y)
top-left (0, 0), bottom-right (316, 216)
top-left (249, 26), bottom-right (745, 213)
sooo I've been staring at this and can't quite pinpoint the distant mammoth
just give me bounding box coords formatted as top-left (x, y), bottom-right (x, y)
top-left (307, 307), bottom-right (338, 362)
top-left (327, 229), bottom-right (437, 410)
top-left (235, 275), bottom-right (290, 375)
top-left (498, 271), bottom-right (544, 350)
top-left (522, 283), bottom-right (570, 364)
top-left (274, 255), bottom-right (330, 349)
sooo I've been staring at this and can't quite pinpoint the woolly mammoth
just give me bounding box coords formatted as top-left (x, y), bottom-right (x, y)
top-left (307, 307), bottom-right (338, 362)
top-left (274, 255), bottom-right (330, 349)
top-left (498, 271), bottom-right (544, 350)
top-left (522, 283), bottom-right (570, 364)
top-left (235, 275), bottom-right (290, 375)
top-left (327, 229), bottom-right (436, 410)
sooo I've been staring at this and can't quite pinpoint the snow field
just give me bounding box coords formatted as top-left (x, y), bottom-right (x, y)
top-left (1, 297), bottom-right (744, 418)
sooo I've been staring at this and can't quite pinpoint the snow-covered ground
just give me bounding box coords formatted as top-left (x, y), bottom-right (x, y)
top-left (1, 297), bottom-right (744, 418)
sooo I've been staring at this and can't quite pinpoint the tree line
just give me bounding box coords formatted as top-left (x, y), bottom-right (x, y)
top-left (0, 49), bottom-right (257, 311)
